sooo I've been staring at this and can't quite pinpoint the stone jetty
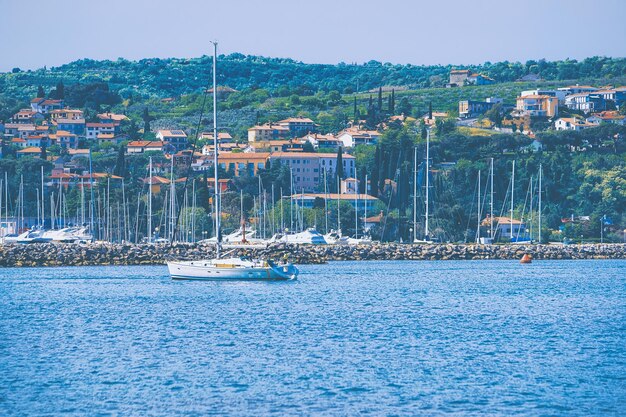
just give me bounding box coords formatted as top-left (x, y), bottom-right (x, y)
top-left (0, 242), bottom-right (625, 268)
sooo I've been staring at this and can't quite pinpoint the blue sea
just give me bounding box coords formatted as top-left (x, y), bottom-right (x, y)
top-left (1, 260), bottom-right (625, 416)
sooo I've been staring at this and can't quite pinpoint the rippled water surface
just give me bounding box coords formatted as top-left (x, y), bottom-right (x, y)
top-left (1, 260), bottom-right (625, 416)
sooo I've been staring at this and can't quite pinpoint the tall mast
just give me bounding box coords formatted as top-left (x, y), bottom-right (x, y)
top-left (324, 169), bottom-right (328, 233)
top-left (413, 146), bottom-right (417, 243)
top-left (510, 160), bottom-right (515, 240)
top-left (424, 129), bottom-right (430, 238)
top-left (169, 155), bottom-right (175, 242)
top-left (289, 168), bottom-right (293, 232)
top-left (476, 170), bottom-right (481, 243)
top-left (354, 178), bottom-right (358, 239)
top-left (490, 157), bottom-right (494, 239)
top-left (337, 175), bottom-right (341, 234)
top-left (364, 174), bottom-right (368, 236)
top-left (148, 156), bottom-right (153, 243)
top-left (211, 41), bottom-right (220, 257)
top-left (538, 164), bottom-right (542, 244)
top-left (89, 149), bottom-right (95, 238)
top-left (41, 166), bottom-right (45, 228)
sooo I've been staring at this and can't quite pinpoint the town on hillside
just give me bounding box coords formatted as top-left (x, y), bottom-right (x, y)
top-left (0, 68), bottom-right (625, 244)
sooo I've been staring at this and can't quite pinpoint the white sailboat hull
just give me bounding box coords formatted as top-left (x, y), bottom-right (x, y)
top-left (167, 258), bottom-right (298, 281)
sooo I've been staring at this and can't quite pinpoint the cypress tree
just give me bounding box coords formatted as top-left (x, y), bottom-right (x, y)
top-left (428, 101), bottom-right (433, 120)
top-left (387, 95), bottom-right (392, 114)
top-left (353, 96), bottom-right (357, 120)
top-left (113, 146), bottom-right (126, 177)
top-left (142, 107), bottom-right (152, 135)
top-left (377, 86), bottom-right (383, 110)
top-left (370, 146), bottom-right (380, 196)
top-left (336, 146), bottom-right (344, 180)
top-left (37, 85), bottom-right (45, 98)
top-left (391, 89), bottom-right (396, 113)
top-left (56, 81), bottom-right (65, 100)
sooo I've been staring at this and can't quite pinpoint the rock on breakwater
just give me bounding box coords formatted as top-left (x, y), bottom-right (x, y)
top-left (1, 242), bottom-right (625, 268)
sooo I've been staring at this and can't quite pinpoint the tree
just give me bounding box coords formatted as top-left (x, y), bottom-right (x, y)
top-left (377, 86), bottom-right (383, 110)
top-left (336, 146), bottom-right (344, 179)
top-left (390, 89), bottom-right (396, 113)
top-left (303, 141), bottom-right (315, 153)
top-left (353, 96), bottom-right (357, 120)
top-left (428, 101), bottom-right (433, 120)
top-left (55, 81), bottom-right (65, 99)
top-left (113, 146), bottom-right (126, 177)
top-left (142, 107), bottom-right (153, 135)
top-left (37, 86), bottom-right (45, 98)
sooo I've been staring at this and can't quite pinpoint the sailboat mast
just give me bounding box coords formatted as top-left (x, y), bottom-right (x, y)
top-left (41, 166), bottom-right (45, 228)
top-left (510, 160), bottom-right (515, 239)
top-left (413, 146), bottom-right (417, 243)
top-left (337, 175), bottom-right (341, 234)
top-left (424, 129), bottom-right (430, 238)
top-left (490, 157), bottom-right (494, 239)
top-left (364, 174), bottom-right (368, 236)
top-left (324, 168), bottom-right (328, 233)
top-left (211, 41), bottom-right (220, 258)
top-left (148, 156), bottom-right (153, 242)
top-left (538, 164), bottom-right (542, 244)
top-left (477, 170), bottom-right (481, 243)
top-left (354, 178), bottom-right (358, 239)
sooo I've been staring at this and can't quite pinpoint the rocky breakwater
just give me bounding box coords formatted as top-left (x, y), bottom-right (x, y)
top-left (0, 242), bottom-right (625, 268)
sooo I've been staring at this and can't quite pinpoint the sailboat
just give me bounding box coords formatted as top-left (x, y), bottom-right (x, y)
top-left (167, 42), bottom-right (298, 281)
top-left (414, 129), bottom-right (436, 244)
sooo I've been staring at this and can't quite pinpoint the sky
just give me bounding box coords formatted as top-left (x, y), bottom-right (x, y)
top-left (1, 0), bottom-right (625, 72)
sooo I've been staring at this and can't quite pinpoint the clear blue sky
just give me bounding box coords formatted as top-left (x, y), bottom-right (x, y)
top-left (2, 0), bottom-right (625, 72)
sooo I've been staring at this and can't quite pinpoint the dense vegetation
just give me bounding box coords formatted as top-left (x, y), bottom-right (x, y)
top-left (1, 54), bottom-right (625, 242)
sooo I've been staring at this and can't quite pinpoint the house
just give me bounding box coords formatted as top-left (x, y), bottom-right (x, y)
top-left (50, 109), bottom-right (84, 121)
top-left (459, 99), bottom-right (499, 118)
top-left (55, 118), bottom-right (86, 136)
top-left (86, 122), bottom-right (119, 140)
top-left (17, 124), bottom-right (37, 139)
top-left (554, 117), bottom-right (596, 131)
top-left (26, 135), bottom-right (51, 148)
top-left (12, 109), bottom-right (45, 124)
top-left (515, 95), bottom-right (559, 117)
top-left (247, 123), bottom-right (290, 142)
top-left (363, 211), bottom-right (384, 232)
top-left (341, 177), bottom-right (359, 194)
top-left (269, 152), bottom-right (356, 192)
top-left (217, 152), bottom-right (270, 176)
top-left (30, 98), bottom-right (64, 114)
top-left (10, 138), bottom-right (27, 148)
top-left (586, 111), bottom-right (626, 126)
top-left (467, 73), bottom-right (495, 85)
top-left (277, 117), bottom-right (317, 136)
top-left (97, 112), bottom-right (129, 123)
top-left (481, 216), bottom-right (529, 242)
top-left (16, 146), bottom-right (42, 158)
top-left (97, 133), bottom-right (126, 145)
top-left (449, 69), bottom-right (471, 87)
top-left (422, 111), bottom-right (450, 127)
top-left (206, 86), bottom-right (238, 99)
top-left (564, 93), bottom-right (606, 113)
top-left (126, 141), bottom-right (164, 154)
top-left (521, 89), bottom-right (567, 103)
top-left (337, 127), bottom-right (381, 148)
top-left (199, 132), bottom-right (233, 143)
top-left (288, 193), bottom-right (379, 212)
top-left (201, 143), bottom-right (247, 155)
top-left (156, 129), bottom-right (188, 151)
top-left (557, 85), bottom-right (598, 95)
top-left (247, 140), bottom-right (305, 153)
top-left (302, 133), bottom-right (342, 150)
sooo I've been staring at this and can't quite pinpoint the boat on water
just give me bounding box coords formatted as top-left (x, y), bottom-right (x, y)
top-left (168, 257), bottom-right (298, 281)
top-left (166, 42), bottom-right (298, 282)
top-left (324, 229), bottom-right (372, 245)
top-left (270, 228), bottom-right (327, 245)
top-left (3, 227), bottom-right (52, 244)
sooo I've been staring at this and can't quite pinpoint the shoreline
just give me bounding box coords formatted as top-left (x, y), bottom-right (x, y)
top-left (1, 242), bottom-right (625, 268)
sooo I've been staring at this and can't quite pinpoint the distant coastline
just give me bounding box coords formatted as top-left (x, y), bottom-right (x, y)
top-left (1, 242), bottom-right (625, 268)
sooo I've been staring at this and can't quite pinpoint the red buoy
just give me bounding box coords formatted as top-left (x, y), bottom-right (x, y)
top-left (520, 254), bottom-right (533, 264)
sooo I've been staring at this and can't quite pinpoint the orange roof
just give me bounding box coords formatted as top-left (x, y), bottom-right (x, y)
top-left (17, 146), bottom-right (42, 153)
top-left (271, 151), bottom-right (355, 159)
top-left (481, 216), bottom-right (524, 226)
top-left (218, 152), bottom-right (270, 160)
top-left (278, 117), bottom-right (315, 124)
top-left (97, 112), bottom-right (128, 121)
top-left (291, 193), bottom-right (379, 201)
top-left (143, 176), bottom-right (170, 185)
top-left (80, 173), bottom-right (123, 180)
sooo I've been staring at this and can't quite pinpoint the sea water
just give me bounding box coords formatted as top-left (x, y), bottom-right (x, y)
top-left (1, 260), bottom-right (625, 416)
